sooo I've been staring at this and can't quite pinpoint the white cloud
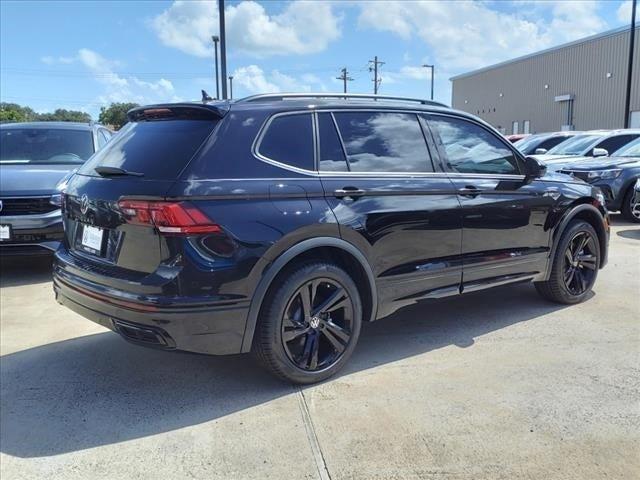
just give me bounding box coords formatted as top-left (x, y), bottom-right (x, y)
top-left (42, 48), bottom-right (176, 107)
top-left (150, 0), bottom-right (341, 58)
top-left (232, 65), bottom-right (280, 93)
top-left (357, 0), bottom-right (608, 72)
top-left (617, 0), bottom-right (638, 22)
top-left (231, 64), bottom-right (327, 94)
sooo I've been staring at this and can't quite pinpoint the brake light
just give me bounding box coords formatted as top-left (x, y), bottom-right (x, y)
top-left (118, 200), bottom-right (222, 235)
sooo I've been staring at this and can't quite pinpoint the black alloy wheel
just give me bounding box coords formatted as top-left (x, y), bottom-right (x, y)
top-left (621, 183), bottom-right (640, 223)
top-left (253, 262), bottom-right (362, 384)
top-left (535, 219), bottom-right (600, 304)
top-left (563, 231), bottom-right (598, 295)
top-left (281, 278), bottom-right (354, 371)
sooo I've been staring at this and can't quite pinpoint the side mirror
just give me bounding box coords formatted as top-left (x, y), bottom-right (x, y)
top-left (592, 147), bottom-right (608, 157)
top-left (523, 156), bottom-right (547, 182)
top-left (534, 147), bottom-right (548, 155)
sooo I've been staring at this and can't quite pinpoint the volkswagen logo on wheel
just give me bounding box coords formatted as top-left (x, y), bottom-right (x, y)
top-left (80, 194), bottom-right (90, 215)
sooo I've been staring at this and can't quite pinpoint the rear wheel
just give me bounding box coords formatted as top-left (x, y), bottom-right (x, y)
top-left (621, 183), bottom-right (640, 223)
top-left (253, 262), bottom-right (362, 384)
top-left (535, 220), bottom-right (600, 304)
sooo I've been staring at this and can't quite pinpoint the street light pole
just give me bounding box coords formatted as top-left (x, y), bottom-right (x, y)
top-left (624, 0), bottom-right (637, 128)
top-left (423, 64), bottom-right (434, 100)
top-left (211, 36), bottom-right (219, 100)
top-left (218, 0), bottom-right (228, 100)
top-left (229, 76), bottom-right (233, 100)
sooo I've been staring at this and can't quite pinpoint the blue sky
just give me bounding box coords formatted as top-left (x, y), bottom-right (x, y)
top-left (0, 0), bottom-right (636, 119)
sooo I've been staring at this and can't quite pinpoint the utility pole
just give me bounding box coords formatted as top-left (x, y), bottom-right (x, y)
top-left (624, 0), bottom-right (637, 128)
top-left (229, 76), bottom-right (233, 100)
top-left (369, 56), bottom-right (385, 94)
top-left (218, 0), bottom-right (228, 100)
top-left (211, 36), bottom-right (220, 99)
top-left (336, 67), bottom-right (353, 94)
top-left (422, 64), bottom-right (434, 100)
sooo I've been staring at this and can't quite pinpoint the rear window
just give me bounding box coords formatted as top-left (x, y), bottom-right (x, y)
top-left (78, 120), bottom-right (216, 180)
top-left (0, 128), bottom-right (93, 164)
top-left (257, 113), bottom-right (314, 170)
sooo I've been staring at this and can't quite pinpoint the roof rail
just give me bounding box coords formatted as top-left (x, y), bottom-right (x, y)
top-left (237, 92), bottom-right (448, 108)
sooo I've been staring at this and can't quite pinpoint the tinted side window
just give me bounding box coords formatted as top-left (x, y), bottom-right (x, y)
top-left (259, 113), bottom-right (314, 170)
top-left (595, 135), bottom-right (639, 155)
top-left (318, 113), bottom-right (348, 171)
top-left (428, 115), bottom-right (521, 175)
top-left (333, 112), bottom-right (432, 173)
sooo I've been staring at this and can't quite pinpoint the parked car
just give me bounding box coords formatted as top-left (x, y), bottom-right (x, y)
top-left (0, 122), bottom-right (113, 255)
top-left (534, 129), bottom-right (640, 164)
top-left (506, 133), bottom-right (530, 143)
top-left (557, 137), bottom-right (640, 222)
top-left (632, 179), bottom-right (640, 221)
top-left (53, 93), bottom-right (609, 384)
top-left (514, 131), bottom-right (582, 155)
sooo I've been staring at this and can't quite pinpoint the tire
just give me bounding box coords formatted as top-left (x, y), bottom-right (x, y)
top-left (535, 220), bottom-right (600, 304)
top-left (252, 262), bottom-right (362, 384)
top-left (621, 183), bottom-right (640, 223)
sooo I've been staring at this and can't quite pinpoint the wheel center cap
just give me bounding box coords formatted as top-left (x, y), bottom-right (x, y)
top-left (309, 316), bottom-right (321, 329)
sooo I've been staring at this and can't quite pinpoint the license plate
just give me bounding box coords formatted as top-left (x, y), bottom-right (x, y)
top-left (0, 224), bottom-right (11, 241)
top-left (81, 224), bottom-right (104, 252)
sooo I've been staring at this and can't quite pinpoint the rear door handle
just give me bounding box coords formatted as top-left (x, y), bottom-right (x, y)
top-left (458, 185), bottom-right (481, 197)
top-left (334, 187), bottom-right (366, 199)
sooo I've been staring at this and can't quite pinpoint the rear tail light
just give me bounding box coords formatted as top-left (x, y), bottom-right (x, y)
top-left (118, 199), bottom-right (222, 235)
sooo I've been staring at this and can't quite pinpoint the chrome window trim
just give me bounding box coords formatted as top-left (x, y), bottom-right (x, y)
top-left (252, 110), bottom-right (318, 176)
top-left (252, 107), bottom-right (527, 179)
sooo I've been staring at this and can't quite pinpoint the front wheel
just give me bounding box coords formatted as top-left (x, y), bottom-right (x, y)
top-left (535, 220), bottom-right (600, 304)
top-left (253, 262), bottom-right (362, 384)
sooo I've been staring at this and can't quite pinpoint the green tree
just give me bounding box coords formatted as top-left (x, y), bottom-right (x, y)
top-left (0, 103), bottom-right (91, 123)
top-left (98, 102), bottom-right (139, 130)
top-left (37, 108), bottom-right (91, 123)
top-left (0, 102), bottom-right (37, 123)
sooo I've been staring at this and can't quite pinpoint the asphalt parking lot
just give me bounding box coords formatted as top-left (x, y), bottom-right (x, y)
top-left (1, 217), bottom-right (638, 480)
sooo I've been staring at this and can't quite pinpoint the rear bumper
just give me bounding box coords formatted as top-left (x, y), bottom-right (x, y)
top-left (0, 211), bottom-right (63, 254)
top-left (53, 251), bottom-right (249, 355)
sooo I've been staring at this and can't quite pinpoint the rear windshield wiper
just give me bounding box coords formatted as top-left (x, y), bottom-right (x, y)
top-left (94, 166), bottom-right (144, 177)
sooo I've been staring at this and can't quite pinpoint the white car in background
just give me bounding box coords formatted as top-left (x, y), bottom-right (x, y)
top-left (534, 129), bottom-right (640, 165)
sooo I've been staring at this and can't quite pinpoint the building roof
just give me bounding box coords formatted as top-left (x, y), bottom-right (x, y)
top-left (450, 26), bottom-right (638, 81)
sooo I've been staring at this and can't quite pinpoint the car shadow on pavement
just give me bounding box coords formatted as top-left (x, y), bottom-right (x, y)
top-left (0, 282), bottom-right (579, 458)
top-left (617, 228), bottom-right (640, 240)
top-left (0, 256), bottom-right (53, 288)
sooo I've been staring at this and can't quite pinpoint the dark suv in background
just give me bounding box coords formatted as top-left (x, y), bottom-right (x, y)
top-left (557, 137), bottom-right (640, 222)
top-left (53, 94), bottom-right (609, 383)
top-left (0, 121), bottom-right (112, 254)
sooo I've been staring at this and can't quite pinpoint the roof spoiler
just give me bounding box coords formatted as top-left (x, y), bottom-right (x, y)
top-left (127, 103), bottom-right (230, 122)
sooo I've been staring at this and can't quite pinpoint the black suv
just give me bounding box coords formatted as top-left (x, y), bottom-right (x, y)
top-left (53, 94), bottom-right (609, 384)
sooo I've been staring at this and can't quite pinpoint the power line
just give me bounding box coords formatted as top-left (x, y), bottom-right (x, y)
top-left (368, 56), bottom-right (385, 95)
top-left (336, 67), bottom-right (354, 94)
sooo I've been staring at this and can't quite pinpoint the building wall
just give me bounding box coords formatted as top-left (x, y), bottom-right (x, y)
top-left (451, 27), bottom-right (640, 134)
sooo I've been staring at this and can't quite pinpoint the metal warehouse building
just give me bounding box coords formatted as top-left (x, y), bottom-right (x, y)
top-left (451, 26), bottom-right (640, 134)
